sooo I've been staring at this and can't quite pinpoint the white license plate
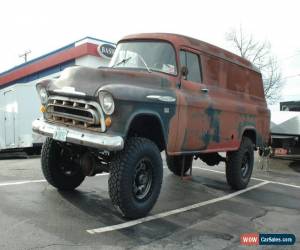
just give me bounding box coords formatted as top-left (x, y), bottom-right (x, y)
top-left (53, 128), bottom-right (68, 142)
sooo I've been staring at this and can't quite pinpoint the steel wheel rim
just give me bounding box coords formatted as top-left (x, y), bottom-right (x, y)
top-left (133, 158), bottom-right (153, 200)
top-left (241, 152), bottom-right (250, 178)
top-left (58, 148), bottom-right (78, 176)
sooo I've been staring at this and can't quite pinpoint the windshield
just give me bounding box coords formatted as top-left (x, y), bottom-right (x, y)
top-left (109, 41), bottom-right (177, 75)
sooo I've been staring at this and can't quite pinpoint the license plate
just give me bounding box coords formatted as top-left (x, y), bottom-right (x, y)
top-left (53, 128), bottom-right (68, 142)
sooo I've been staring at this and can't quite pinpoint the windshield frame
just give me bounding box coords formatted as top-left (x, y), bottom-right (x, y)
top-left (110, 39), bottom-right (179, 77)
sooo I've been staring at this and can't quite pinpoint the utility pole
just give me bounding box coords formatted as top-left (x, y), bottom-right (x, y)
top-left (19, 50), bottom-right (31, 62)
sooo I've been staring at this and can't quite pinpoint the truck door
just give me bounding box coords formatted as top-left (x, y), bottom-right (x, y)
top-left (176, 49), bottom-right (212, 152)
top-left (3, 90), bottom-right (16, 147)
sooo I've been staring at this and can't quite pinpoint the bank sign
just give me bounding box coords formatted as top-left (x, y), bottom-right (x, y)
top-left (97, 44), bottom-right (116, 59)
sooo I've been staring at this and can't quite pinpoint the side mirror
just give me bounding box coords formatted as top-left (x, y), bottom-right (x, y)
top-left (181, 66), bottom-right (188, 79)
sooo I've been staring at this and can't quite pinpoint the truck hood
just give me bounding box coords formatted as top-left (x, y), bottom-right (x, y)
top-left (47, 66), bottom-right (173, 98)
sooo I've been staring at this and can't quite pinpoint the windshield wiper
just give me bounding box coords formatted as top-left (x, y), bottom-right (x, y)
top-left (137, 54), bottom-right (152, 73)
top-left (111, 55), bottom-right (152, 73)
top-left (112, 57), bottom-right (132, 68)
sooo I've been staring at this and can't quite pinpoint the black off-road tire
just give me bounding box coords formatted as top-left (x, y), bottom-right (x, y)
top-left (226, 137), bottom-right (254, 190)
top-left (108, 137), bottom-right (163, 219)
top-left (166, 154), bottom-right (193, 176)
top-left (41, 138), bottom-right (85, 190)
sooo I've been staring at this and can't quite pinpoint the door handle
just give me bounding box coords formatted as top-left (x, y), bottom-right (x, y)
top-left (201, 88), bottom-right (209, 93)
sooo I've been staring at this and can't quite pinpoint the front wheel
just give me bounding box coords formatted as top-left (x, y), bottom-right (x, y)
top-left (108, 137), bottom-right (163, 219)
top-left (226, 137), bottom-right (254, 190)
top-left (41, 138), bottom-right (85, 190)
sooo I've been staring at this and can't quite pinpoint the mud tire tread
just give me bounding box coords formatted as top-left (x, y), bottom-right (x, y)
top-left (41, 137), bottom-right (85, 190)
top-left (226, 137), bottom-right (254, 190)
top-left (108, 137), bottom-right (163, 219)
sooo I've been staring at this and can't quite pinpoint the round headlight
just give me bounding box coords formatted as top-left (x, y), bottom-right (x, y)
top-left (99, 92), bottom-right (115, 115)
top-left (39, 88), bottom-right (48, 104)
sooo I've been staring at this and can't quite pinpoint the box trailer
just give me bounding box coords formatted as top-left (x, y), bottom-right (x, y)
top-left (0, 83), bottom-right (44, 153)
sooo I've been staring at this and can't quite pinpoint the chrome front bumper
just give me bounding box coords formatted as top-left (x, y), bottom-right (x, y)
top-left (32, 119), bottom-right (124, 151)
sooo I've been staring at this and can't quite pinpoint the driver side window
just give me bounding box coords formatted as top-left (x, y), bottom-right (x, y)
top-left (180, 50), bottom-right (202, 83)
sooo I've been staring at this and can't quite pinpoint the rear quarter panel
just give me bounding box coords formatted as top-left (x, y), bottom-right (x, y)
top-left (201, 54), bottom-right (270, 150)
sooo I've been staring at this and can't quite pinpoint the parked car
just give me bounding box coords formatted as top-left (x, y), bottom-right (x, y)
top-left (32, 33), bottom-right (270, 218)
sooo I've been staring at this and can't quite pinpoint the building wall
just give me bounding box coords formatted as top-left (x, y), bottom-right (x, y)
top-left (76, 55), bottom-right (110, 68)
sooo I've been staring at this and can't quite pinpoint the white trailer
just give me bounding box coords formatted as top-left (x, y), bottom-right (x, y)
top-left (0, 83), bottom-right (44, 153)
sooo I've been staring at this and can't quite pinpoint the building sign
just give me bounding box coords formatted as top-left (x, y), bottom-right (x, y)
top-left (97, 44), bottom-right (116, 59)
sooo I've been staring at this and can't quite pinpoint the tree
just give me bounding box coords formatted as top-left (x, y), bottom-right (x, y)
top-left (225, 27), bottom-right (283, 104)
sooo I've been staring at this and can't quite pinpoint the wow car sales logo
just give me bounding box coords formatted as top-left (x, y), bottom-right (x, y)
top-left (240, 233), bottom-right (296, 246)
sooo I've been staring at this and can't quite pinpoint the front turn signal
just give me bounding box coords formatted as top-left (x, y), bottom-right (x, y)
top-left (105, 117), bottom-right (112, 128)
top-left (40, 105), bottom-right (46, 113)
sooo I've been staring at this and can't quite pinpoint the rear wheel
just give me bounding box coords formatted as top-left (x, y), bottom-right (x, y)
top-left (226, 137), bottom-right (254, 190)
top-left (166, 154), bottom-right (193, 176)
top-left (108, 137), bottom-right (163, 219)
top-left (41, 138), bottom-right (85, 190)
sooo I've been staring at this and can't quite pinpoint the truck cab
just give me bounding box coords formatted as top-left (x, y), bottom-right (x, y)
top-left (33, 33), bottom-right (270, 219)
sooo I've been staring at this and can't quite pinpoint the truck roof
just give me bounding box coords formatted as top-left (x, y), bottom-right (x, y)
top-left (121, 33), bottom-right (260, 73)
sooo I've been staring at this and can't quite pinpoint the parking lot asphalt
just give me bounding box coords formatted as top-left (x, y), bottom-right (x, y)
top-left (0, 153), bottom-right (299, 250)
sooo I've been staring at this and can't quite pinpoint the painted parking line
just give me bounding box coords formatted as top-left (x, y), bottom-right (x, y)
top-left (194, 167), bottom-right (269, 182)
top-left (1, 167), bottom-right (299, 190)
top-left (0, 180), bottom-right (46, 187)
top-left (0, 173), bottom-right (109, 187)
top-left (198, 167), bottom-right (300, 189)
top-left (86, 180), bottom-right (269, 234)
top-left (95, 173), bottom-right (109, 176)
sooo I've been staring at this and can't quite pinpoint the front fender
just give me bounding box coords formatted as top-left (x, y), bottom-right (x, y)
top-left (105, 95), bottom-right (177, 145)
top-left (124, 110), bottom-right (168, 142)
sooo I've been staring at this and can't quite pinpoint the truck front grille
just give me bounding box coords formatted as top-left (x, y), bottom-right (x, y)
top-left (45, 96), bottom-right (105, 132)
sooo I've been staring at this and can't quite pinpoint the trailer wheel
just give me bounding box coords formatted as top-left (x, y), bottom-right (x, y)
top-left (166, 154), bottom-right (193, 176)
top-left (108, 137), bottom-right (163, 219)
top-left (41, 138), bottom-right (85, 190)
top-left (226, 137), bottom-right (254, 190)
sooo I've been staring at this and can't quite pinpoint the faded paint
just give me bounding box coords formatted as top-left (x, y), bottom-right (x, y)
top-left (36, 33), bottom-right (270, 155)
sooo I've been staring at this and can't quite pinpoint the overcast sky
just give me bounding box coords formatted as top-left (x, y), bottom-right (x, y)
top-left (1, 0), bottom-right (299, 104)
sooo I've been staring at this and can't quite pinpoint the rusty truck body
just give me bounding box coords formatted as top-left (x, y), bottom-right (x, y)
top-left (33, 33), bottom-right (270, 219)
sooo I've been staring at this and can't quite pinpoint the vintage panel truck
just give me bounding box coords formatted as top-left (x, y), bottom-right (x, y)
top-left (33, 33), bottom-right (270, 218)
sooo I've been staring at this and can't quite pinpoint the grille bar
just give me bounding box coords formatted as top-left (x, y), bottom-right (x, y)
top-left (45, 96), bottom-right (105, 132)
